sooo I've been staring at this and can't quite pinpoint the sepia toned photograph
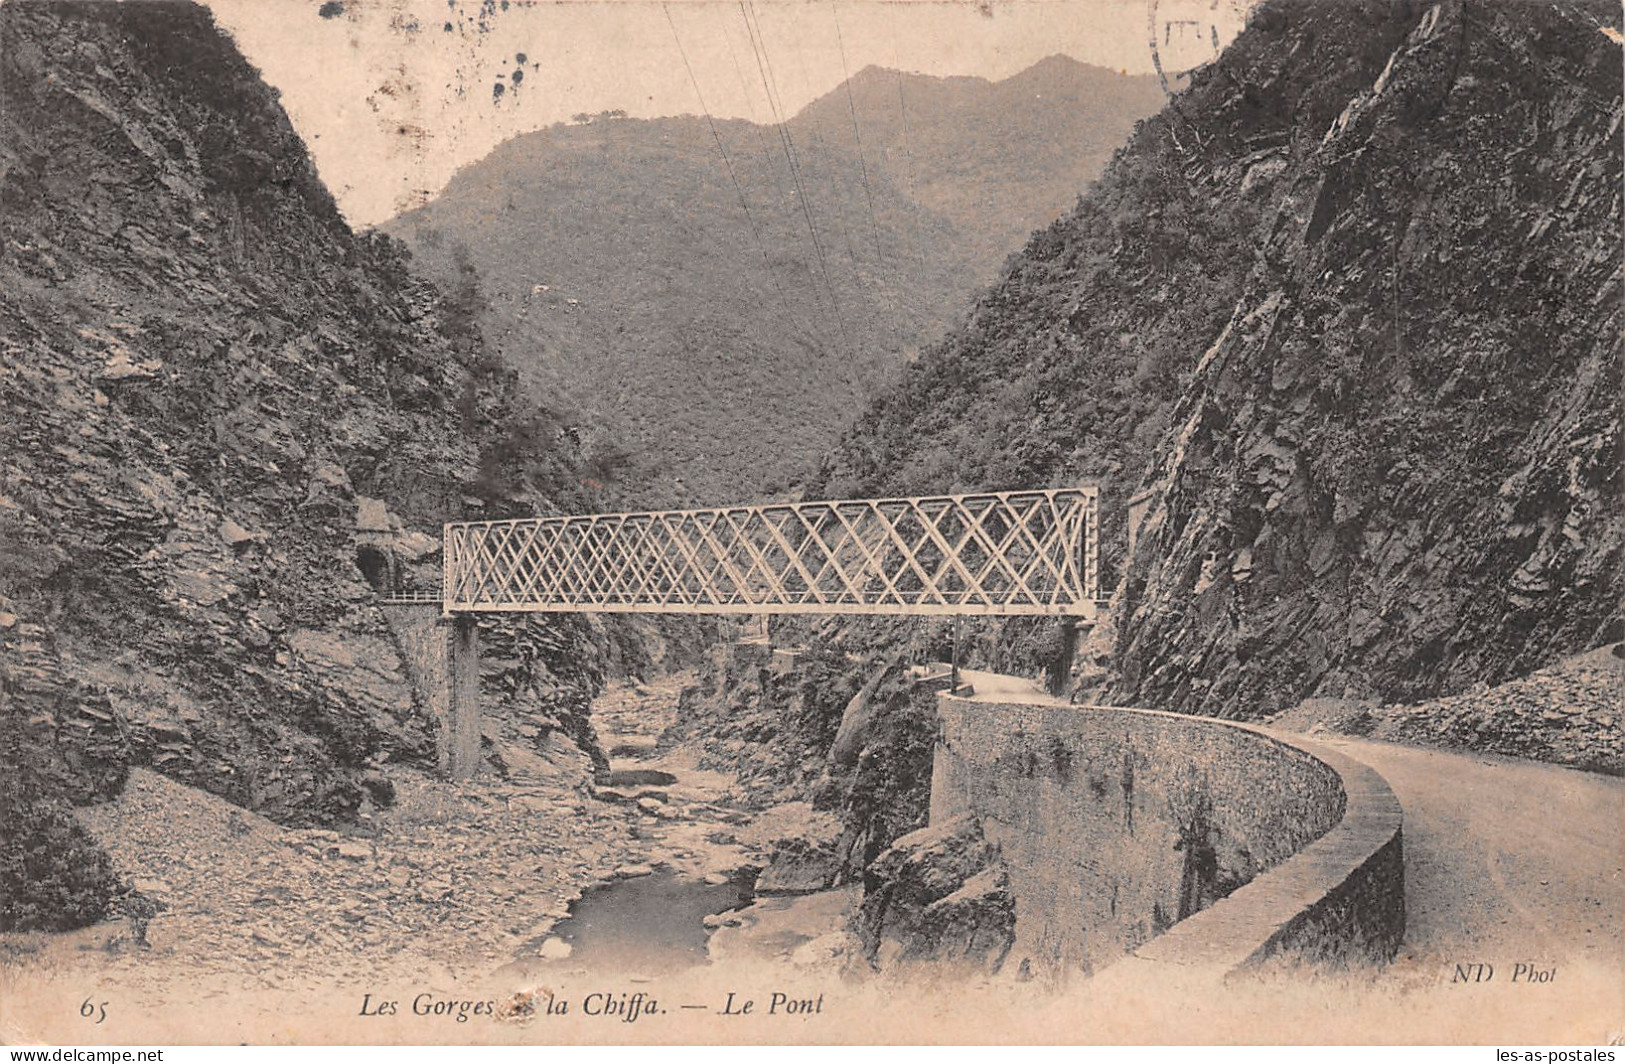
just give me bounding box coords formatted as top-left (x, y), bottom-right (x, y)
top-left (0, 0), bottom-right (1619, 1048)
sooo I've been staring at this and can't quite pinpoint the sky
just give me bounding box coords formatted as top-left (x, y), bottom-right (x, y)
top-left (205, 0), bottom-right (1252, 228)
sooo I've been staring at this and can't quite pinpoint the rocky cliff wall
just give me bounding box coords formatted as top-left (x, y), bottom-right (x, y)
top-left (1110, 0), bottom-right (1622, 717)
top-left (0, 0), bottom-right (603, 922)
top-left (810, 0), bottom-right (1621, 723)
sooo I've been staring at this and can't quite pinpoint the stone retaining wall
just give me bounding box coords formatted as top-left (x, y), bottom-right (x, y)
top-left (932, 697), bottom-right (1403, 977)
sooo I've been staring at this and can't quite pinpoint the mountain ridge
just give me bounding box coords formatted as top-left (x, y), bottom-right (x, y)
top-left (385, 55), bottom-right (1165, 507)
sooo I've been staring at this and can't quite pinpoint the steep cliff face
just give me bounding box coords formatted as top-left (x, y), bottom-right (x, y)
top-left (813, 0), bottom-right (1621, 719)
top-left (0, 0), bottom-right (599, 862)
top-left (1112, 0), bottom-right (1621, 716)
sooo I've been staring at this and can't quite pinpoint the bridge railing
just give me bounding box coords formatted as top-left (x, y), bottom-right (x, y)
top-left (441, 488), bottom-right (1098, 618)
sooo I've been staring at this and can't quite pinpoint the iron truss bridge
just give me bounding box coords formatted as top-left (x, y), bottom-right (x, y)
top-left (436, 488), bottom-right (1099, 618)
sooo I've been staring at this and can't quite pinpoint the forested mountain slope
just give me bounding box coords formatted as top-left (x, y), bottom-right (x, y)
top-left (388, 114), bottom-right (963, 506)
top-left (386, 59), bottom-right (1163, 507)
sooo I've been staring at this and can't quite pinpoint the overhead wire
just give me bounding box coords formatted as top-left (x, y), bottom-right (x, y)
top-left (661, 2), bottom-right (811, 342)
top-left (887, 3), bottom-right (921, 268)
top-left (721, 15), bottom-right (794, 190)
top-left (739, 0), bottom-right (858, 377)
top-left (831, 1), bottom-right (888, 269)
top-left (719, 8), bottom-right (847, 360)
top-left (720, 10), bottom-right (819, 329)
top-left (779, 3), bottom-right (863, 274)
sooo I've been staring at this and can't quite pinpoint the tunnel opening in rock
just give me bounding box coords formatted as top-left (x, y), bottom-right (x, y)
top-left (356, 544), bottom-right (394, 593)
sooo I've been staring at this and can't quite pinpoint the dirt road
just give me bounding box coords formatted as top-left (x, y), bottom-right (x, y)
top-left (1289, 733), bottom-right (1623, 974)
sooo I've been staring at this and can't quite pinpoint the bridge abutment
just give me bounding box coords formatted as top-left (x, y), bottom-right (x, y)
top-left (380, 604), bottom-right (483, 780)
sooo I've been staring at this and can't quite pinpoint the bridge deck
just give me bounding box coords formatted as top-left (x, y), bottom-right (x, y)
top-left (439, 488), bottom-right (1099, 618)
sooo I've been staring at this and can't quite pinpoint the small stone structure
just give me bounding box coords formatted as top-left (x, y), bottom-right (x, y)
top-left (932, 696), bottom-right (1403, 978)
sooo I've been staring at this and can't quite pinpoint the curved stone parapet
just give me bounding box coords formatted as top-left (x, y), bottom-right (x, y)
top-left (1127, 728), bottom-right (1404, 975)
top-left (931, 696), bottom-right (1404, 979)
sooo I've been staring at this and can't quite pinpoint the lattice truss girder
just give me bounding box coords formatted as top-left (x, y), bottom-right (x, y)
top-left (443, 489), bottom-right (1098, 617)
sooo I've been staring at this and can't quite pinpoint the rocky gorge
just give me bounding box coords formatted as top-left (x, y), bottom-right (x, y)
top-left (0, 0), bottom-right (1619, 1036)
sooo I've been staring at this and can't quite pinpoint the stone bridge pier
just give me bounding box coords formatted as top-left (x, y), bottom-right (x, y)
top-left (380, 604), bottom-right (483, 780)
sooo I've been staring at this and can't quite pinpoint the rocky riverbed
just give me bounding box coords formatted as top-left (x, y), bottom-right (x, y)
top-left (0, 670), bottom-right (855, 1026)
top-left (516, 673), bottom-right (863, 978)
top-left (4, 760), bottom-right (644, 1004)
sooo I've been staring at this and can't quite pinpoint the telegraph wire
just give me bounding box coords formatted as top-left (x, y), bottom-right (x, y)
top-left (722, 15), bottom-right (790, 180)
top-left (741, 1), bottom-right (825, 267)
top-left (720, 12), bottom-right (806, 274)
top-left (831, 1), bottom-right (888, 269)
top-left (719, 11), bottom-right (853, 365)
top-left (886, 3), bottom-right (922, 272)
top-left (739, 0), bottom-right (857, 371)
top-left (660, 2), bottom-right (811, 342)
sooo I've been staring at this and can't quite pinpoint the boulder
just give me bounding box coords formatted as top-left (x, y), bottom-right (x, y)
top-left (857, 814), bottom-right (1015, 975)
top-left (756, 835), bottom-right (838, 895)
top-left (830, 664), bottom-right (891, 767)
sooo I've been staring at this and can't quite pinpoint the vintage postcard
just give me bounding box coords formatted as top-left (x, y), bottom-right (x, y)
top-left (0, 0), bottom-right (1620, 1048)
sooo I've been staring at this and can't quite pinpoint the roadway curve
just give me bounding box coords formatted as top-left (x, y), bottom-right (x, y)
top-left (1279, 732), bottom-right (1624, 976)
top-left (1071, 723), bottom-right (1623, 1043)
top-left (967, 668), bottom-right (1623, 970)
top-left (934, 669), bottom-right (1622, 1040)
